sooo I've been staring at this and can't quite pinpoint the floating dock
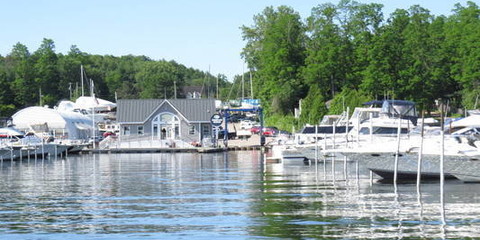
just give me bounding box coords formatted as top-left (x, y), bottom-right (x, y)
top-left (84, 133), bottom-right (269, 154)
top-left (84, 145), bottom-right (265, 154)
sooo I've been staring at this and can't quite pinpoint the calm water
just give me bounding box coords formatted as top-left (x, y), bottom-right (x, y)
top-left (1, 151), bottom-right (480, 239)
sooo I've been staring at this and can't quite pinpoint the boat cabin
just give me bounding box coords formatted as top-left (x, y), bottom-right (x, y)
top-left (353, 100), bottom-right (418, 137)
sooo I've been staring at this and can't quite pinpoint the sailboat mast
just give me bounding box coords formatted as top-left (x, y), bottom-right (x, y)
top-left (81, 65), bottom-right (85, 96)
top-left (250, 70), bottom-right (253, 99)
top-left (91, 78), bottom-right (96, 148)
top-left (69, 82), bottom-right (72, 99)
top-left (90, 78), bottom-right (93, 96)
top-left (242, 64), bottom-right (245, 100)
top-left (208, 65), bottom-right (211, 99)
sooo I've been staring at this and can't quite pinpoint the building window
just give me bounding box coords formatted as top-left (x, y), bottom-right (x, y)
top-left (137, 126), bottom-right (144, 135)
top-left (123, 126), bottom-right (131, 135)
top-left (202, 124), bottom-right (210, 137)
top-left (189, 125), bottom-right (195, 135)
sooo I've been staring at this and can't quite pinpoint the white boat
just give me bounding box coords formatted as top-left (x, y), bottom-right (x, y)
top-left (270, 143), bottom-right (308, 162)
top-left (350, 127), bottom-right (480, 182)
top-left (0, 127), bottom-right (73, 160)
top-left (445, 126), bottom-right (480, 182)
top-left (294, 113), bottom-right (351, 145)
top-left (450, 163), bottom-right (480, 183)
top-left (290, 100), bottom-right (419, 161)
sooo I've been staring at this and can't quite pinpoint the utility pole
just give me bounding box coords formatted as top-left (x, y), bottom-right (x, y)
top-left (174, 81), bottom-right (177, 99)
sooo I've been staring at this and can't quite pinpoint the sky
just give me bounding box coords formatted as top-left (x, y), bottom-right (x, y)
top-left (0, 0), bottom-right (470, 81)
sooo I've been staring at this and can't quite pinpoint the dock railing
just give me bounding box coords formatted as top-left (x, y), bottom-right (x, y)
top-left (98, 134), bottom-right (197, 150)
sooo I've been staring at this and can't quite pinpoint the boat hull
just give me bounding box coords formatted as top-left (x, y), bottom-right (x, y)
top-left (369, 168), bottom-right (456, 182)
top-left (357, 151), bottom-right (477, 181)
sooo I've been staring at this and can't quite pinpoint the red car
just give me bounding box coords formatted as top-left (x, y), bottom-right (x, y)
top-left (250, 126), bottom-right (261, 134)
top-left (103, 131), bottom-right (116, 138)
top-left (262, 127), bottom-right (278, 137)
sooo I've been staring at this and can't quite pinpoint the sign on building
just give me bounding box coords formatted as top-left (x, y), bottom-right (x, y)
top-left (210, 114), bottom-right (223, 126)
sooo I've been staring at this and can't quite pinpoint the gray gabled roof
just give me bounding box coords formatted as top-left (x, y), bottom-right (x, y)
top-left (117, 98), bottom-right (217, 123)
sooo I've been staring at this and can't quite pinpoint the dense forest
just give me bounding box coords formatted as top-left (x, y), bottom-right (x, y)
top-left (241, 0), bottom-right (480, 129)
top-left (1, 1), bottom-right (479, 131)
top-left (0, 40), bottom-right (230, 117)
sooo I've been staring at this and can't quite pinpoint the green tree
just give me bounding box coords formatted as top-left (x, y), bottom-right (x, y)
top-left (242, 6), bottom-right (307, 115)
top-left (135, 61), bottom-right (185, 99)
top-left (0, 63), bottom-right (16, 116)
top-left (299, 85), bottom-right (328, 124)
top-left (303, 3), bottom-right (343, 98)
top-left (7, 43), bottom-right (36, 107)
top-left (361, 9), bottom-right (410, 100)
top-left (328, 88), bottom-right (372, 115)
top-left (445, 2), bottom-right (480, 109)
top-left (57, 45), bottom-right (88, 100)
top-left (33, 38), bottom-right (60, 106)
top-left (400, 6), bottom-right (435, 105)
top-left (342, 1), bottom-right (384, 88)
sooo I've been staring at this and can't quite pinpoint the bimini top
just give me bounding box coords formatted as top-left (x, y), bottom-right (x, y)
top-left (364, 100), bottom-right (418, 125)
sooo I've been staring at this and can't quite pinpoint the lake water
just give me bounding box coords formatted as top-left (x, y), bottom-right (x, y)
top-left (1, 151), bottom-right (480, 239)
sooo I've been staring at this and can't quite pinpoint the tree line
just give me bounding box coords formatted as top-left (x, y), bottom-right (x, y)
top-left (241, 0), bottom-right (480, 127)
top-left (0, 39), bottom-right (230, 117)
top-left (1, 1), bottom-right (479, 131)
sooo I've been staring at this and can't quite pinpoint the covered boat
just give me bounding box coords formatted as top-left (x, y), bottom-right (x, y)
top-left (74, 96), bottom-right (116, 112)
top-left (11, 106), bottom-right (93, 140)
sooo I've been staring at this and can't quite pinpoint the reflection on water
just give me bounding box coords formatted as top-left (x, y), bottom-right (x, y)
top-left (0, 151), bottom-right (479, 239)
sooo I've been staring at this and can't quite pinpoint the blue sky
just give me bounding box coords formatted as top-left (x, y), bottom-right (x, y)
top-left (0, 0), bottom-right (467, 81)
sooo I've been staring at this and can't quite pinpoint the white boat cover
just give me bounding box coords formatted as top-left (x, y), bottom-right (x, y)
top-left (11, 106), bottom-right (93, 140)
top-left (75, 96), bottom-right (116, 111)
top-left (450, 115), bottom-right (480, 128)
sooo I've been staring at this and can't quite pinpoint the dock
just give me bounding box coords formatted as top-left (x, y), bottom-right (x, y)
top-left (83, 134), bottom-right (269, 154)
top-left (85, 146), bottom-right (265, 154)
top-left (84, 146), bottom-right (264, 154)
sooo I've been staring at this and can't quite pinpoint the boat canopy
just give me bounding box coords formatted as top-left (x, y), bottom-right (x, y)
top-left (364, 100), bottom-right (418, 125)
top-left (381, 100), bottom-right (417, 117)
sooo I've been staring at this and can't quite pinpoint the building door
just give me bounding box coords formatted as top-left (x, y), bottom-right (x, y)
top-left (152, 113), bottom-right (180, 140)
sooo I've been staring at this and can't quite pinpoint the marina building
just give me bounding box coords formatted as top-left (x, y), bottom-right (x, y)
top-left (116, 99), bottom-right (217, 145)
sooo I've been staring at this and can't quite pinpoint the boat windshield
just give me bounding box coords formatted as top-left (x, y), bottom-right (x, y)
top-left (359, 127), bottom-right (409, 135)
top-left (320, 115), bottom-right (340, 125)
